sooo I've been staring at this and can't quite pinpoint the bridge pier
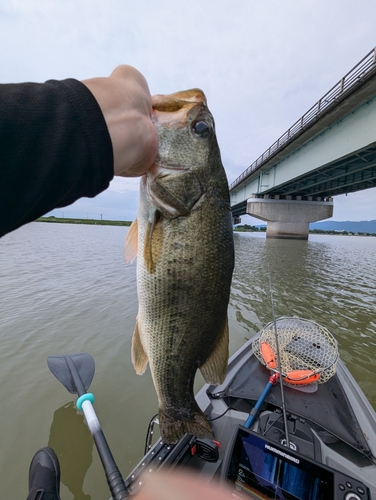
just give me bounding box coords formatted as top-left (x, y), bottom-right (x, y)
top-left (247, 196), bottom-right (333, 240)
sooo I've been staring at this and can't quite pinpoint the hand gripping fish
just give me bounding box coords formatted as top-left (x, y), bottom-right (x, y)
top-left (125, 89), bottom-right (234, 444)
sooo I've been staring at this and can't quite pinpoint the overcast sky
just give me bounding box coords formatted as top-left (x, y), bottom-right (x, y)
top-left (1, 0), bottom-right (375, 222)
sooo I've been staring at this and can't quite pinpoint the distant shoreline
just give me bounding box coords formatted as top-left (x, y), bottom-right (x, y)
top-left (36, 218), bottom-right (376, 236)
top-left (234, 226), bottom-right (376, 236)
top-left (36, 216), bottom-right (132, 227)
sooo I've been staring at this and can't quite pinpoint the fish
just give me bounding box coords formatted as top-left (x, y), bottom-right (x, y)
top-left (124, 89), bottom-right (234, 444)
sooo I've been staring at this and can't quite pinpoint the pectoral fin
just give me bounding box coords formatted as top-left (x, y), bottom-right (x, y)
top-left (199, 317), bottom-right (229, 385)
top-left (124, 219), bottom-right (138, 263)
top-left (143, 210), bottom-right (163, 274)
top-left (131, 317), bottom-right (149, 375)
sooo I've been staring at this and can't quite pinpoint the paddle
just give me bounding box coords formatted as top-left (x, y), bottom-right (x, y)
top-left (47, 353), bottom-right (129, 499)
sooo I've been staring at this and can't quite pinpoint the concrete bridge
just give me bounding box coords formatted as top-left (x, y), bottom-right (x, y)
top-left (230, 47), bottom-right (376, 239)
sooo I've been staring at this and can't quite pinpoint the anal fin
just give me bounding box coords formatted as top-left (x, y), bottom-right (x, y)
top-left (131, 317), bottom-right (149, 375)
top-left (199, 317), bottom-right (229, 385)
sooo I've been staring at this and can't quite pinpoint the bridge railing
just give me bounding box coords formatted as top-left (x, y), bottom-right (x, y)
top-left (230, 47), bottom-right (376, 192)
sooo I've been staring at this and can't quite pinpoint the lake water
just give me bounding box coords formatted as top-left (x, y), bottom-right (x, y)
top-left (0, 222), bottom-right (375, 499)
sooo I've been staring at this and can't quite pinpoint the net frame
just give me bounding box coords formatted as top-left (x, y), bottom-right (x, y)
top-left (252, 317), bottom-right (339, 385)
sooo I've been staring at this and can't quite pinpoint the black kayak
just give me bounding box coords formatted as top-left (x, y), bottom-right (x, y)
top-left (125, 317), bottom-right (376, 499)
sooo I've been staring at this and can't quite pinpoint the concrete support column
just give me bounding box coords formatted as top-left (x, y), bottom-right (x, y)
top-left (247, 197), bottom-right (333, 240)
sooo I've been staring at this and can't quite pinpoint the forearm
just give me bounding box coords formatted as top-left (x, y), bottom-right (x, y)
top-left (0, 79), bottom-right (114, 237)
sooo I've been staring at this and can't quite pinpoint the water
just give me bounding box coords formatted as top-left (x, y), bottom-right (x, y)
top-left (0, 223), bottom-right (375, 499)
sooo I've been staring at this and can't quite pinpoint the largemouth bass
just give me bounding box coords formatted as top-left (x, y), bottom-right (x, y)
top-left (125, 89), bottom-right (234, 444)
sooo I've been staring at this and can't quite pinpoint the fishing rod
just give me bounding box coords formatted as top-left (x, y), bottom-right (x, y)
top-left (268, 273), bottom-right (290, 449)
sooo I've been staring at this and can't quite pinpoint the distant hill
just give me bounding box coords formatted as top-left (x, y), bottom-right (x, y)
top-left (310, 220), bottom-right (376, 233)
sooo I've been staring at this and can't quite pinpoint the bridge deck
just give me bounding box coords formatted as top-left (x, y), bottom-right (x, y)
top-left (230, 47), bottom-right (376, 201)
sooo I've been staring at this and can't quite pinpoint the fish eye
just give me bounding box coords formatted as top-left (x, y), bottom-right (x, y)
top-left (192, 120), bottom-right (210, 138)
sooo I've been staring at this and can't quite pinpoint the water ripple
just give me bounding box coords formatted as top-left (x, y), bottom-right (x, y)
top-left (0, 224), bottom-right (375, 499)
top-left (229, 233), bottom-right (376, 408)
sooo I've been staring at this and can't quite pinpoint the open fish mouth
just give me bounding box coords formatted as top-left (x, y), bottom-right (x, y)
top-left (152, 89), bottom-right (207, 110)
top-left (152, 89), bottom-right (207, 130)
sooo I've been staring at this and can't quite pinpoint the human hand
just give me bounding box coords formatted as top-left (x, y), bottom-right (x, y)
top-left (135, 470), bottom-right (235, 500)
top-left (82, 65), bottom-right (158, 177)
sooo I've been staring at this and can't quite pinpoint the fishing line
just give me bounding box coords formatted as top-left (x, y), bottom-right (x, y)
top-left (268, 272), bottom-right (290, 449)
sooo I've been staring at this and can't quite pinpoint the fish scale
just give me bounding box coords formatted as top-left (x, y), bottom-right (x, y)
top-left (125, 88), bottom-right (234, 444)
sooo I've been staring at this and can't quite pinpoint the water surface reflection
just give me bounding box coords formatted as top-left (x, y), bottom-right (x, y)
top-left (0, 224), bottom-right (375, 499)
top-left (230, 233), bottom-right (376, 407)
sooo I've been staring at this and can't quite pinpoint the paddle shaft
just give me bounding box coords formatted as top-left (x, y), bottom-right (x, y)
top-left (244, 373), bottom-right (279, 428)
top-left (64, 356), bottom-right (129, 499)
top-left (81, 400), bottom-right (128, 499)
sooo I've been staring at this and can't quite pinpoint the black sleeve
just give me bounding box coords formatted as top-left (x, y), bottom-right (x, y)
top-left (0, 78), bottom-right (114, 238)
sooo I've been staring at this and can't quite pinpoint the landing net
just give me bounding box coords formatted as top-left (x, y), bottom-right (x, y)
top-left (252, 317), bottom-right (339, 385)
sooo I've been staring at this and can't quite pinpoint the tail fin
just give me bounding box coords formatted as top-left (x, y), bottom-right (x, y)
top-left (158, 407), bottom-right (213, 445)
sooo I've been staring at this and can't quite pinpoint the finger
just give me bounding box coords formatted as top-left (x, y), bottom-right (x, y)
top-left (135, 471), bottom-right (234, 500)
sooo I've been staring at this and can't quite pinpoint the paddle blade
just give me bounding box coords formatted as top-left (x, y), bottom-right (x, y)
top-left (47, 353), bottom-right (95, 394)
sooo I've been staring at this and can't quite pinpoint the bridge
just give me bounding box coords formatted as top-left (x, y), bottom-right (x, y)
top-left (230, 47), bottom-right (376, 239)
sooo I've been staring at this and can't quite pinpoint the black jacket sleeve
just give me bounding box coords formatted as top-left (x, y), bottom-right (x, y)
top-left (0, 78), bottom-right (114, 238)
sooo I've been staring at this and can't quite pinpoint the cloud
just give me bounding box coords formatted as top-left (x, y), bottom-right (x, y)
top-left (2, 0), bottom-right (376, 221)
top-left (333, 189), bottom-right (376, 222)
top-left (108, 177), bottom-right (140, 195)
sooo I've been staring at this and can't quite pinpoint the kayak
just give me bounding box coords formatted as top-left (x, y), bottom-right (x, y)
top-left (124, 317), bottom-right (376, 499)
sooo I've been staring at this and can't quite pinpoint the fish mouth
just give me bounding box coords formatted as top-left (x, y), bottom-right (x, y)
top-left (152, 89), bottom-right (207, 110)
top-left (152, 89), bottom-right (207, 129)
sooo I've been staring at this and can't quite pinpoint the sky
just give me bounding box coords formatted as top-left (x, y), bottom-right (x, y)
top-left (1, 0), bottom-right (376, 223)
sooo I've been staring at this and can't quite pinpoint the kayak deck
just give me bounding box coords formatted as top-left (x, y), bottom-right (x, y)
top-left (196, 333), bottom-right (376, 495)
top-left (125, 329), bottom-right (376, 497)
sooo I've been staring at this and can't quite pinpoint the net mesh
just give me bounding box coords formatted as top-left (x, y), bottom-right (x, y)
top-left (252, 317), bottom-right (339, 385)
